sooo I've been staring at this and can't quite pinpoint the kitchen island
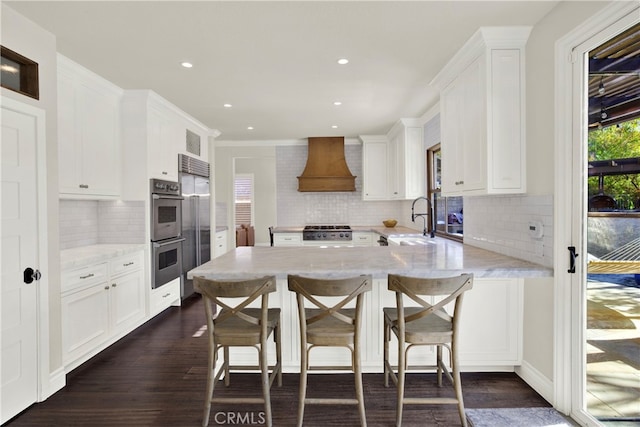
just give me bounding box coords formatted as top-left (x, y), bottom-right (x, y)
top-left (188, 238), bottom-right (552, 373)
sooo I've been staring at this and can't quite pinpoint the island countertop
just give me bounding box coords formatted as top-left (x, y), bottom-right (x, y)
top-left (188, 237), bottom-right (552, 280)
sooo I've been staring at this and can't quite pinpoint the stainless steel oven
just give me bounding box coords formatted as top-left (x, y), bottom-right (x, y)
top-left (152, 237), bottom-right (185, 289)
top-left (151, 179), bottom-right (183, 242)
top-left (150, 178), bottom-right (184, 289)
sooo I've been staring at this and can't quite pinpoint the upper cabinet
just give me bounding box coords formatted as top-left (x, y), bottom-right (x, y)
top-left (432, 27), bottom-right (531, 196)
top-left (387, 119), bottom-right (425, 200)
top-left (121, 90), bottom-right (215, 200)
top-left (360, 119), bottom-right (425, 201)
top-left (58, 55), bottom-right (123, 199)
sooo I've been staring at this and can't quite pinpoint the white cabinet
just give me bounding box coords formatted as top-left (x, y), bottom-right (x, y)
top-left (432, 27), bottom-right (530, 196)
top-left (352, 232), bottom-right (375, 246)
top-left (61, 250), bottom-right (145, 369)
top-left (57, 54), bottom-right (122, 198)
top-left (121, 90), bottom-right (214, 199)
top-left (214, 229), bottom-right (228, 258)
top-left (150, 277), bottom-right (181, 317)
top-left (387, 119), bottom-right (425, 200)
top-left (360, 122), bottom-right (424, 202)
top-left (361, 136), bottom-right (389, 200)
top-left (273, 233), bottom-right (303, 246)
top-left (147, 105), bottom-right (180, 181)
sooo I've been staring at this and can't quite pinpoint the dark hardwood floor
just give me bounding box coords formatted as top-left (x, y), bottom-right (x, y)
top-left (6, 296), bottom-right (551, 426)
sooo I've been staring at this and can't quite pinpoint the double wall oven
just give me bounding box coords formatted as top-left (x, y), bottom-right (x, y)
top-left (150, 179), bottom-right (184, 289)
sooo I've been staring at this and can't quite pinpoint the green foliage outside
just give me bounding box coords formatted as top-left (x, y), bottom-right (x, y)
top-left (588, 118), bottom-right (640, 210)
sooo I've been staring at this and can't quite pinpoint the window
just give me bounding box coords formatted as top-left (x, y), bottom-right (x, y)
top-left (234, 174), bottom-right (254, 227)
top-left (428, 145), bottom-right (463, 240)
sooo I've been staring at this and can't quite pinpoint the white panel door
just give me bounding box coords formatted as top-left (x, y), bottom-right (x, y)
top-left (1, 103), bottom-right (40, 423)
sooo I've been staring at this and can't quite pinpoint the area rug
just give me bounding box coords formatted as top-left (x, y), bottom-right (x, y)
top-left (466, 407), bottom-right (576, 427)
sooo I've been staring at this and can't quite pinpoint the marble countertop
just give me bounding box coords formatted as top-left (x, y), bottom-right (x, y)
top-left (61, 244), bottom-right (146, 270)
top-left (188, 237), bottom-right (552, 280)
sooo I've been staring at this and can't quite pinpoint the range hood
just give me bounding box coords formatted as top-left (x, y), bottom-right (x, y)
top-left (297, 136), bottom-right (356, 192)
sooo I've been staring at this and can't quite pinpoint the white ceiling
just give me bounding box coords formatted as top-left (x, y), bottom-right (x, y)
top-left (6, 1), bottom-right (559, 141)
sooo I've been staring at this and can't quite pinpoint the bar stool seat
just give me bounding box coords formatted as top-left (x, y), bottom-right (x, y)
top-left (383, 273), bottom-right (474, 427)
top-left (288, 274), bottom-right (372, 427)
top-left (195, 275), bottom-right (282, 427)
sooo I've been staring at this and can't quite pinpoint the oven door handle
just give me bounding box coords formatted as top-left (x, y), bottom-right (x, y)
top-left (153, 237), bottom-right (186, 248)
top-left (152, 194), bottom-right (184, 200)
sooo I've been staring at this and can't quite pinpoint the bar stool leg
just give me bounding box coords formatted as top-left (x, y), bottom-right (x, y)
top-left (354, 343), bottom-right (367, 426)
top-left (297, 343), bottom-right (308, 427)
top-left (452, 341), bottom-right (467, 427)
top-left (223, 346), bottom-right (230, 386)
top-left (276, 324), bottom-right (282, 386)
top-left (202, 341), bottom-right (216, 427)
top-left (260, 338), bottom-right (272, 427)
top-left (396, 342), bottom-right (406, 427)
top-left (383, 320), bottom-right (390, 388)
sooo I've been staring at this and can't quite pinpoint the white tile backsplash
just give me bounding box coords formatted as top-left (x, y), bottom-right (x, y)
top-left (464, 194), bottom-right (554, 267)
top-left (276, 144), bottom-right (404, 226)
top-left (59, 200), bottom-right (145, 249)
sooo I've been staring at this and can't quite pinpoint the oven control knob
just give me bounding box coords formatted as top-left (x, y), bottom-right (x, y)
top-left (322, 233), bottom-right (327, 238)
top-left (169, 184), bottom-right (179, 191)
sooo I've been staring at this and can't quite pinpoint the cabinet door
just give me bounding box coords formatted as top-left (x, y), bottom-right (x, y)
top-left (110, 271), bottom-right (145, 336)
top-left (61, 284), bottom-right (110, 363)
top-left (457, 278), bottom-right (522, 364)
top-left (148, 107), bottom-right (179, 181)
top-left (387, 133), bottom-right (401, 199)
top-left (78, 83), bottom-right (121, 196)
top-left (440, 81), bottom-right (464, 195)
top-left (402, 125), bottom-right (425, 199)
top-left (362, 139), bottom-right (389, 200)
top-left (460, 56), bottom-right (486, 193)
top-left (57, 72), bottom-right (81, 193)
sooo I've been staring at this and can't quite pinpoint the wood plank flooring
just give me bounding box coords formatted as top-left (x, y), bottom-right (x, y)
top-left (6, 296), bottom-right (551, 426)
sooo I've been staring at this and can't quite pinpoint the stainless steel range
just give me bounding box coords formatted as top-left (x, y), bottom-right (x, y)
top-left (303, 225), bottom-right (352, 242)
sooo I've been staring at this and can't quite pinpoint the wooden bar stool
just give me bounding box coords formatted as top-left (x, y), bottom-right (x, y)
top-left (383, 273), bottom-right (474, 427)
top-left (287, 274), bottom-right (372, 427)
top-left (194, 275), bottom-right (282, 427)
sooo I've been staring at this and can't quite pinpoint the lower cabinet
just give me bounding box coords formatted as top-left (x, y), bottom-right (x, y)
top-left (61, 250), bottom-right (145, 370)
top-left (149, 277), bottom-right (181, 317)
top-left (222, 276), bottom-right (523, 373)
top-left (214, 230), bottom-right (228, 258)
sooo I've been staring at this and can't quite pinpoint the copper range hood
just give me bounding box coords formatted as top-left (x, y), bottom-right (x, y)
top-left (297, 136), bottom-right (356, 192)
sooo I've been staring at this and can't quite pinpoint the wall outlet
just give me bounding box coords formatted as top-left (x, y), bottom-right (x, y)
top-left (528, 221), bottom-right (544, 239)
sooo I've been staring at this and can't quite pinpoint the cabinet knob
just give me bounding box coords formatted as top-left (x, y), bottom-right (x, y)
top-left (112, 283), bottom-right (117, 288)
top-left (162, 171), bottom-right (168, 175)
top-left (79, 184), bottom-right (89, 189)
top-left (104, 286), bottom-right (110, 290)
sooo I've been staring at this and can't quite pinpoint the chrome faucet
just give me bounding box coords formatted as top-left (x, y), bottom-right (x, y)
top-left (411, 196), bottom-right (435, 238)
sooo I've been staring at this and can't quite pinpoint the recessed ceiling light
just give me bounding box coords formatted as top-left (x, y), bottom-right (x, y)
top-left (223, 104), bottom-right (232, 108)
top-left (333, 101), bottom-right (342, 106)
top-left (337, 58), bottom-right (349, 65)
top-left (331, 125), bottom-right (338, 129)
top-left (247, 126), bottom-right (254, 130)
top-left (181, 62), bottom-right (193, 68)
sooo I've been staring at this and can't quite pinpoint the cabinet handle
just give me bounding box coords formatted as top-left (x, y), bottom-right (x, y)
top-left (162, 171), bottom-right (168, 175)
top-left (104, 286), bottom-right (110, 290)
top-left (80, 273), bottom-right (95, 279)
top-left (79, 184), bottom-right (89, 189)
top-left (123, 262), bottom-right (134, 267)
top-left (112, 283), bottom-right (117, 288)
top-left (163, 293), bottom-right (171, 298)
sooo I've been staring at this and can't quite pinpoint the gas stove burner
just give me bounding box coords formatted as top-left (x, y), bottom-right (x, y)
top-left (303, 225), bottom-right (352, 241)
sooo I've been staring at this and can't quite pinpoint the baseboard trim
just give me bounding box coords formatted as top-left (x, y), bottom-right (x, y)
top-left (515, 360), bottom-right (554, 404)
top-left (41, 367), bottom-right (66, 401)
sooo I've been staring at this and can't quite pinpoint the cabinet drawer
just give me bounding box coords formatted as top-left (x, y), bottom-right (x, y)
top-left (273, 233), bottom-right (302, 246)
top-left (352, 233), bottom-right (373, 246)
top-left (62, 263), bottom-right (108, 293)
top-left (150, 278), bottom-right (180, 316)
top-left (109, 251), bottom-right (143, 277)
